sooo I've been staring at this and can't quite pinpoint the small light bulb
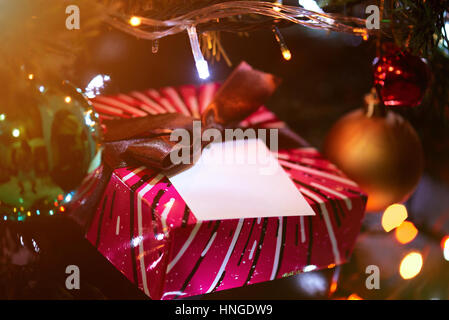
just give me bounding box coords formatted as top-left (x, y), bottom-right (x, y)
top-left (273, 0), bottom-right (282, 12)
top-left (273, 26), bottom-right (292, 61)
top-left (187, 26), bottom-right (210, 80)
top-left (441, 236), bottom-right (449, 261)
top-left (64, 96), bottom-right (72, 103)
top-left (282, 49), bottom-right (292, 61)
top-left (303, 265), bottom-right (317, 272)
top-left (129, 16), bottom-right (142, 27)
top-left (12, 129), bottom-right (20, 138)
top-left (196, 60), bottom-right (210, 80)
top-left (28, 73), bottom-right (34, 80)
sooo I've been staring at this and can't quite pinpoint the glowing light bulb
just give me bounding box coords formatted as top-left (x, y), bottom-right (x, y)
top-left (273, 27), bottom-right (292, 61)
top-left (298, 0), bottom-right (324, 13)
top-left (382, 204), bottom-right (408, 232)
top-left (129, 16), bottom-right (142, 27)
top-left (282, 49), bottom-right (292, 61)
top-left (395, 221), bottom-right (418, 244)
top-left (85, 74), bottom-right (110, 98)
top-left (187, 25), bottom-right (210, 80)
top-left (441, 236), bottom-right (449, 261)
top-left (196, 60), bottom-right (210, 80)
top-left (0, 114), bottom-right (5, 121)
top-left (64, 193), bottom-right (73, 203)
top-left (347, 293), bottom-right (363, 300)
top-left (12, 128), bottom-right (20, 138)
top-left (64, 96), bottom-right (72, 103)
top-left (273, 0), bottom-right (282, 12)
top-left (303, 265), bottom-right (317, 272)
top-left (399, 252), bottom-right (423, 280)
top-left (28, 73), bottom-right (34, 80)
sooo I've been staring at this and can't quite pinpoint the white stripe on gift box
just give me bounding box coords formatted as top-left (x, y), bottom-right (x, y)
top-left (122, 166), bottom-right (146, 182)
top-left (270, 217), bottom-right (283, 280)
top-left (161, 198), bottom-right (175, 232)
top-left (201, 232), bottom-right (217, 257)
top-left (246, 112), bottom-right (277, 126)
top-left (278, 159), bottom-right (359, 187)
top-left (199, 83), bottom-right (216, 112)
top-left (118, 94), bottom-right (159, 115)
top-left (116, 216), bottom-right (120, 235)
top-left (146, 89), bottom-right (177, 113)
top-left (258, 121), bottom-right (286, 129)
top-left (300, 216), bottom-right (306, 243)
top-left (310, 182), bottom-right (352, 210)
top-left (94, 96), bottom-right (147, 117)
top-left (131, 91), bottom-right (167, 114)
top-left (249, 240), bottom-right (257, 260)
top-left (162, 87), bottom-right (191, 117)
top-left (206, 219), bottom-right (244, 293)
top-left (92, 102), bottom-right (125, 117)
top-left (167, 222), bottom-right (202, 273)
top-left (299, 187), bottom-right (341, 265)
top-left (180, 86), bottom-right (201, 118)
top-left (136, 174), bottom-right (164, 297)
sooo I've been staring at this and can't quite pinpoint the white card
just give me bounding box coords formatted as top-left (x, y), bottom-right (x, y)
top-left (168, 138), bottom-right (315, 221)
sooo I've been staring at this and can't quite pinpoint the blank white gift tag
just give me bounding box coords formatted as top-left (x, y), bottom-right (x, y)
top-left (168, 138), bottom-right (315, 221)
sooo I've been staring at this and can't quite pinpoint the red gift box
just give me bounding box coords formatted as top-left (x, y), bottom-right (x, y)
top-left (85, 83), bottom-right (367, 300)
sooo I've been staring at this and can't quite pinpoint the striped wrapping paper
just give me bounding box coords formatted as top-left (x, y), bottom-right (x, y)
top-left (85, 83), bottom-right (367, 300)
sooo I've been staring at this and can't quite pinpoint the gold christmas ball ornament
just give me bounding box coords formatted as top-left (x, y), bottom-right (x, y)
top-left (0, 71), bottom-right (102, 222)
top-left (323, 91), bottom-right (424, 212)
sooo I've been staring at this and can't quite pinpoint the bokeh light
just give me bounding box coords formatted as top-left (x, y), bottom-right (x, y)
top-left (12, 128), bottom-right (20, 138)
top-left (382, 204), bottom-right (408, 232)
top-left (399, 252), bottom-right (423, 280)
top-left (347, 293), bottom-right (363, 300)
top-left (129, 16), bottom-right (142, 27)
top-left (395, 221), bottom-right (418, 244)
top-left (441, 236), bottom-right (449, 261)
top-left (282, 49), bottom-right (292, 61)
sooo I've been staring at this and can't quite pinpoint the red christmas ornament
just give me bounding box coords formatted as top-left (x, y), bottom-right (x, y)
top-left (373, 44), bottom-right (430, 107)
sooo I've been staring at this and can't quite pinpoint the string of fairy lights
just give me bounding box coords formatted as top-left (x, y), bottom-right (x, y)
top-left (115, 0), bottom-right (370, 79)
